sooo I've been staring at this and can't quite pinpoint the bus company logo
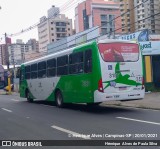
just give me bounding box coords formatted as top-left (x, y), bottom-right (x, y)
top-left (108, 65), bottom-right (112, 70)
top-left (2, 141), bottom-right (11, 146)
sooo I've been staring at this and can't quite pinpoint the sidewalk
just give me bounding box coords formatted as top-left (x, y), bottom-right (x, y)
top-left (104, 92), bottom-right (160, 110)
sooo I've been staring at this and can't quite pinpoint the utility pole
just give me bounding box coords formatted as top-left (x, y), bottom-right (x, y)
top-left (5, 33), bottom-right (11, 94)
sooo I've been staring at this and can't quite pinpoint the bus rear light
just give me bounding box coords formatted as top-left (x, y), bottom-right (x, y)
top-left (98, 78), bottom-right (104, 92)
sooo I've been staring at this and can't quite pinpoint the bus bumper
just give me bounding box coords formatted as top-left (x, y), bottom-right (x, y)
top-left (94, 90), bottom-right (145, 103)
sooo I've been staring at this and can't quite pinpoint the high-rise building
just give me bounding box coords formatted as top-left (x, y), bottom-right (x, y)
top-left (0, 45), bottom-right (6, 65)
top-left (134, 0), bottom-right (160, 34)
top-left (0, 37), bottom-right (12, 65)
top-left (8, 40), bottom-right (32, 65)
top-left (38, 6), bottom-right (73, 53)
top-left (75, 0), bottom-right (122, 36)
top-left (48, 5), bottom-right (60, 18)
top-left (119, 0), bottom-right (135, 33)
top-left (119, 0), bottom-right (160, 34)
top-left (27, 39), bottom-right (39, 52)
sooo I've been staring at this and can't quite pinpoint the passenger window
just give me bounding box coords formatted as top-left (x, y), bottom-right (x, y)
top-left (31, 64), bottom-right (37, 79)
top-left (69, 52), bottom-right (84, 74)
top-left (57, 56), bottom-right (68, 76)
top-left (84, 49), bottom-right (92, 73)
top-left (38, 61), bottom-right (47, 78)
top-left (47, 59), bottom-right (56, 77)
top-left (25, 65), bottom-right (30, 79)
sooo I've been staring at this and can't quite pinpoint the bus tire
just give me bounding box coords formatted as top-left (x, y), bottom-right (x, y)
top-left (55, 90), bottom-right (64, 108)
top-left (26, 90), bottom-right (33, 103)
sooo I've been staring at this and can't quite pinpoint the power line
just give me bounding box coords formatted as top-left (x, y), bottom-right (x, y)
top-left (8, 0), bottom-right (82, 37)
top-left (8, 0), bottom-right (160, 62)
top-left (40, 12), bottom-right (160, 56)
top-left (16, 11), bottom-right (160, 63)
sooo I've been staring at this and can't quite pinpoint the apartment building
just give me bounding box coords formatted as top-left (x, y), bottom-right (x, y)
top-left (119, 0), bottom-right (160, 34)
top-left (0, 45), bottom-right (6, 65)
top-left (8, 40), bottom-right (32, 65)
top-left (38, 6), bottom-right (73, 53)
top-left (27, 39), bottom-right (39, 52)
top-left (119, 0), bottom-right (135, 33)
top-left (134, 0), bottom-right (160, 34)
top-left (0, 37), bottom-right (12, 65)
top-left (75, 0), bottom-right (122, 36)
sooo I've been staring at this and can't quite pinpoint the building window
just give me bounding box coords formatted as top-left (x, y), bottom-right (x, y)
top-left (51, 28), bottom-right (54, 30)
top-left (83, 9), bottom-right (89, 30)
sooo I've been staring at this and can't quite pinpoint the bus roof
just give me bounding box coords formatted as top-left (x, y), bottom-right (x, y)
top-left (98, 39), bottom-right (137, 44)
top-left (23, 39), bottom-right (137, 66)
top-left (23, 41), bottom-right (95, 65)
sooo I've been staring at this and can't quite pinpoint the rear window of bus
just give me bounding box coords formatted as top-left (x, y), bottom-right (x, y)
top-left (98, 43), bottom-right (139, 62)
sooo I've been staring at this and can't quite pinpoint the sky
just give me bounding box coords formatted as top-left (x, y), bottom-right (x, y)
top-left (0, 0), bottom-right (82, 44)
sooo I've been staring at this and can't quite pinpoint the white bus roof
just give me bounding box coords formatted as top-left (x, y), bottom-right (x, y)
top-left (23, 39), bottom-right (137, 66)
top-left (98, 39), bottom-right (137, 44)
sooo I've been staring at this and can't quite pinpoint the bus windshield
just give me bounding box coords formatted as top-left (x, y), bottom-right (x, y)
top-left (98, 43), bottom-right (139, 62)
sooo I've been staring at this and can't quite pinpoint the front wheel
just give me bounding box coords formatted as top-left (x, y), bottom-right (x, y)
top-left (26, 90), bottom-right (33, 103)
top-left (55, 90), bottom-right (64, 108)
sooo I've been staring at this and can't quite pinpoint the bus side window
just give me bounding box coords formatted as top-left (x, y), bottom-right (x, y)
top-left (38, 61), bottom-right (47, 78)
top-left (84, 49), bottom-right (92, 73)
top-left (25, 65), bottom-right (31, 79)
top-left (69, 52), bottom-right (84, 74)
top-left (20, 68), bottom-right (25, 82)
top-left (57, 55), bottom-right (68, 76)
top-left (31, 64), bottom-right (38, 79)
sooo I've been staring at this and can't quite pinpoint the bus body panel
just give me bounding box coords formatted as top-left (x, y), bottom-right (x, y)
top-left (19, 40), bottom-right (145, 104)
top-left (93, 42), bottom-right (145, 102)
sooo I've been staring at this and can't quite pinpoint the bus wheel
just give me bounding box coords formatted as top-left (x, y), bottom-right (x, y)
top-left (55, 90), bottom-right (64, 108)
top-left (26, 90), bottom-right (33, 103)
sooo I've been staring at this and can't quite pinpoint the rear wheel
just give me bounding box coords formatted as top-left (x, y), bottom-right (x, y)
top-left (26, 90), bottom-right (33, 103)
top-left (55, 90), bottom-right (64, 108)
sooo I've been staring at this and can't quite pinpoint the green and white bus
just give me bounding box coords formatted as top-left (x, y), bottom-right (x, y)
top-left (19, 39), bottom-right (145, 107)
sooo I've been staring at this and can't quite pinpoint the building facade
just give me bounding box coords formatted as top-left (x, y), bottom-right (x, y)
top-left (119, 0), bottom-right (160, 34)
top-left (38, 6), bottom-right (73, 53)
top-left (134, 0), bottom-right (160, 34)
top-left (8, 40), bottom-right (32, 65)
top-left (75, 0), bottom-right (122, 36)
top-left (27, 39), bottom-right (39, 52)
top-left (0, 37), bottom-right (12, 65)
top-left (119, 0), bottom-right (135, 34)
top-left (0, 45), bottom-right (6, 65)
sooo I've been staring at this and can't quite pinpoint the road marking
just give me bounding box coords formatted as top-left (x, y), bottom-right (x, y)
top-left (1, 108), bottom-right (12, 113)
top-left (117, 117), bottom-right (160, 126)
top-left (11, 99), bottom-right (19, 102)
top-left (51, 125), bottom-right (91, 140)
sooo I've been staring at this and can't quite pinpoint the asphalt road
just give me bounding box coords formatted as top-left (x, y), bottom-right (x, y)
top-left (0, 94), bottom-right (160, 148)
